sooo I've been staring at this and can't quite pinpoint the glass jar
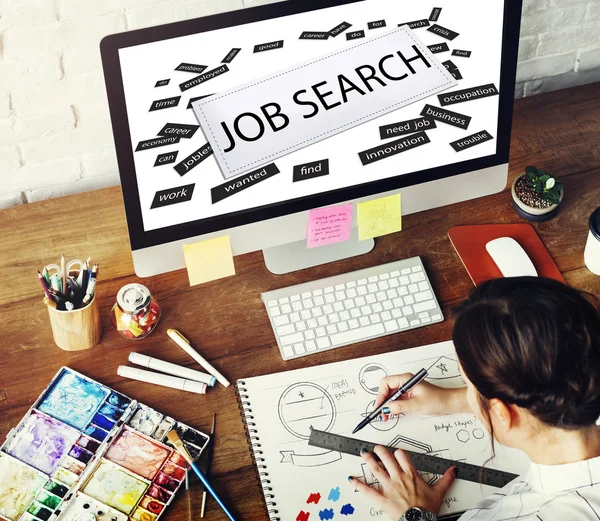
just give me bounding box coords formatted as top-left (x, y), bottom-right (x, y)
top-left (584, 207), bottom-right (600, 276)
top-left (111, 283), bottom-right (161, 339)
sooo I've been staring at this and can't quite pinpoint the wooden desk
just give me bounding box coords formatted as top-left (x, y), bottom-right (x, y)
top-left (1, 83), bottom-right (599, 520)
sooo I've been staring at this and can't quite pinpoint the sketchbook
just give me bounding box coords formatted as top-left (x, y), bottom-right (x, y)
top-left (236, 341), bottom-right (530, 521)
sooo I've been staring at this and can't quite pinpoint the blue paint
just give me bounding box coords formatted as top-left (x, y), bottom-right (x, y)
top-left (99, 403), bottom-right (124, 421)
top-left (83, 424), bottom-right (108, 442)
top-left (328, 487), bottom-right (341, 502)
top-left (90, 412), bottom-right (115, 431)
top-left (319, 508), bottom-right (335, 520)
top-left (38, 370), bottom-right (108, 430)
top-left (340, 504), bottom-right (355, 516)
top-left (108, 391), bottom-right (131, 410)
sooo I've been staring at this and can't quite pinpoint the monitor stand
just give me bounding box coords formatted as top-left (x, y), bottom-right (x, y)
top-left (263, 227), bottom-right (375, 275)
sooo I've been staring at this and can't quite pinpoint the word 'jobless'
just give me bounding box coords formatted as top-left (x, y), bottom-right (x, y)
top-left (193, 27), bottom-right (455, 179)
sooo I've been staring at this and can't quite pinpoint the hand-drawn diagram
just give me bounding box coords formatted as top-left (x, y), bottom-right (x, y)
top-left (426, 355), bottom-right (462, 380)
top-left (358, 363), bottom-right (388, 395)
top-left (457, 429), bottom-right (470, 443)
top-left (473, 428), bottom-right (485, 439)
top-left (278, 383), bottom-right (336, 440)
top-left (362, 400), bottom-right (403, 431)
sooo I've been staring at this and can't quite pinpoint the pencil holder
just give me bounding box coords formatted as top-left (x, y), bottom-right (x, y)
top-left (47, 296), bottom-right (102, 351)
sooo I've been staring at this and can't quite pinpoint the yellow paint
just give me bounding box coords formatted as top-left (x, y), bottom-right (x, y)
top-left (183, 235), bottom-right (235, 286)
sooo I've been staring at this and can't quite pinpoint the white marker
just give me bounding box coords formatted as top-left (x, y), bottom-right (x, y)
top-left (129, 352), bottom-right (216, 387)
top-left (117, 366), bottom-right (207, 395)
top-left (167, 329), bottom-right (231, 388)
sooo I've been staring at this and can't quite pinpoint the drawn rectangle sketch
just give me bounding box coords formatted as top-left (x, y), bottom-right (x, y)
top-left (237, 341), bottom-right (530, 520)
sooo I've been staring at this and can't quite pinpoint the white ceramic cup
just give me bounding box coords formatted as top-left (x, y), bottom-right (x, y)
top-left (584, 207), bottom-right (600, 276)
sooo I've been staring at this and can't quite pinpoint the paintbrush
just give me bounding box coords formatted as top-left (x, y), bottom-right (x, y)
top-left (201, 413), bottom-right (216, 517)
top-left (166, 430), bottom-right (238, 521)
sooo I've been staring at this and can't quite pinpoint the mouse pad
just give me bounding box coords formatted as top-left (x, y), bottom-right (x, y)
top-left (448, 224), bottom-right (566, 285)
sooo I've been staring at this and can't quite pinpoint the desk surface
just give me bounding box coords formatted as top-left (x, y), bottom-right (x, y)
top-left (1, 83), bottom-right (599, 520)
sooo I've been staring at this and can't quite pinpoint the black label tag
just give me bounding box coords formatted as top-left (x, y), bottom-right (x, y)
top-left (442, 59), bottom-right (459, 71)
top-left (427, 24), bottom-right (460, 40)
top-left (150, 184), bottom-right (195, 209)
top-left (379, 117), bottom-right (436, 140)
top-left (179, 65), bottom-right (229, 92)
top-left (175, 63), bottom-right (208, 74)
top-left (149, 96), bottom-right (181, 112)
top-left (368, 20), bottom-right (387, 29)
top-left (155, 79), bottom-right (170, 87)
top-left (427, 42), bottom-right (449, 54)
top-left (158, 123), bottom-right (200, 139)
top-left (329, 21), bottom-right (352, 37)
top-left (292, 159), bottom-right (330, 182)
top-left (450, 130), bottom-right (494, 152)
top-left (399, 19), bottom-right (430, 29)
top-left (346, 30), bottom-right (365, 41)
top-left (452, 49), bottom-right (472, 58)
top-left (450, 69), bottom-right (463, 80)
top-left (438, 83), bottom-right (499, 106)
top-left (174, 143), bottom-right (213, 176)
top-left (211, 163), bottom-right (280, 203)
top-left (358, 131), bottom-right (431, 166)
top-left (420, 104), bottom-right (471, 130)
top-left (429, 7), bottom-right (442, 21)
top-left (135, 136), bottom-right (181, 152)
top-left (154, 151), bottom-right (179, 167)
top-left (299, 31), bottom-right (330, 40)
top-left (254, 40), bottom-right (284, 53)
top-left (187, 94), bottom-right (214, 109)
top-left (222, 48), bottom-right (241, 63)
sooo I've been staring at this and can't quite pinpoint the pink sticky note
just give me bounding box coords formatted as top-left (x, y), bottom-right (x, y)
top-left (307, 204), bottom-right (353, 248)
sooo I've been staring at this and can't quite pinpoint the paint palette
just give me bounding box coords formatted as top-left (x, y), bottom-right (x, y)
top-left (0, 368), bottom-right (210, 521)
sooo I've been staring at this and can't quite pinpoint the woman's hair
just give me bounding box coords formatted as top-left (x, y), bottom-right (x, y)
top-left (453, 277), bottom-right (600, 431)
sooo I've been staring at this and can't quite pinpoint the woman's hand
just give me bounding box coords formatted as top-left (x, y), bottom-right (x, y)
top-left (349, 446), bottom-right (457, 519)
top-left (375, 373), bottom-right (469, 420)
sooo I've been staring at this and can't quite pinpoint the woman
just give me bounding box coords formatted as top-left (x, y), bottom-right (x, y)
top-left (349, 277), bottom-right (600, 521)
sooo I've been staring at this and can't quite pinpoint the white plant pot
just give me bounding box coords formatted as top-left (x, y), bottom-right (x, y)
top-left (511, 175), bottom-right (563, 222)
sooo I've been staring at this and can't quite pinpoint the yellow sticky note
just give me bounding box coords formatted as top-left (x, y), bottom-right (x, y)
top-left (183, 235), bottom-right (235, 286)
top-left (357, 193), bottom-right (402, 241)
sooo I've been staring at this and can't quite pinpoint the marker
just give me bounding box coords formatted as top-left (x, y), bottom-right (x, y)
top-left (128, 352), bottom-right (216, 386)
top-left (117, 366), bottom-right (208, 395)
top-left (60, 254), bottom-right (66, 296)
top-left (352, 368), bottom-right (428, 434)
top-left (167, 329), bottom-right (231, 387)
top-left (37, 271), bottom-right (52, 300)
top-left (82, 264), bottom-right (98, 305)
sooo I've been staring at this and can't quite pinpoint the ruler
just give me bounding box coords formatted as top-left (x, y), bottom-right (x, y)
top-left (308, 429), bottom-right (518, 488)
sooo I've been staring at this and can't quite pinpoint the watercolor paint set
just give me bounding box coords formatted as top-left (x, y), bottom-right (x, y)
top-left (0, 367), bottom-right (209, 521)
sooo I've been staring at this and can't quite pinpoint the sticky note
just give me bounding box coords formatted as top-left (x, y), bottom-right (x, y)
top-left (183, 235), bottom-right (235, 286)
top-left (307, 204), bottom-right (353, 248)
top-left (357, 194), bottom-right (402, 240)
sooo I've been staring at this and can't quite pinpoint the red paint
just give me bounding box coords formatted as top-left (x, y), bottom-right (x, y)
top-left (306, 492), bottom-right (321, 504)
top-left (297, 511), bottom-right (311, 521)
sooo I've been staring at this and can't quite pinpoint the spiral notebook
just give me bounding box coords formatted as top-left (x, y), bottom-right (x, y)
top-left (236, 341), bottom-right (530, 521)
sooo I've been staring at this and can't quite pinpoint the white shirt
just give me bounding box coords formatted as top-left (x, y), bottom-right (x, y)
top-left (459, 456), bottom-right (600, 521)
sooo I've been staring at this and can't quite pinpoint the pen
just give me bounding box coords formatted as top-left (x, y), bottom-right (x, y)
top-left (352, 368), bottom-right (428, 434)
top-left (167, 329), bottom-right (231, 387)
top-left (82, 263), bottom-right (98, 305)
top-left (60, 254), bottom-right (66, 297)
top-left (201, 413), bottom-right (217, 517)
top-left (37, 271), bottom-right (52, 301)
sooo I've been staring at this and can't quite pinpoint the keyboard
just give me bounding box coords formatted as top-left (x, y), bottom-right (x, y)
top-left (262, 257), bottom-right (444, 361)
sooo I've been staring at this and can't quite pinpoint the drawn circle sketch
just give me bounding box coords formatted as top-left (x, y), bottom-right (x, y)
top-left (364, 400), bottom-right (399, 431)
top-left (359, 363), bottom-right (388, 395)
top-left (473, 428), bottom-right (485, 439)
top-left (278, 383), bottom-right (336, 440)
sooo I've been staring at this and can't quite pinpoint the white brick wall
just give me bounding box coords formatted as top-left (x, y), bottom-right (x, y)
top-left (0, 0), bottom-right (599, 208)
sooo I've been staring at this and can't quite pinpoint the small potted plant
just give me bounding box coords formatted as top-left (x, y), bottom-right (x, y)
top-left (511, 166), bottom-right (563, 222)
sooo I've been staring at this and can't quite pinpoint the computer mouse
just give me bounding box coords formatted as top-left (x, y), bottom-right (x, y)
top-left (485, 237), bottom-right (538, 277)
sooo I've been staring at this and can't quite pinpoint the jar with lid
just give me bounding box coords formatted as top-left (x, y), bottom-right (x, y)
top-left (584, 207), bottom-right (600, 276)
top-left (111, 283), bottom-right (161, 339)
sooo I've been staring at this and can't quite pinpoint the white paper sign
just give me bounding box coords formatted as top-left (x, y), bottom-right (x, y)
top-left (193, 26), bottom-right (456, 179)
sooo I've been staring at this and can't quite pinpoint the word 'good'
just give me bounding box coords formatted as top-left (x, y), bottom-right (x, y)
top-left (379, 117), bottom-right (436, 139)
top-left (438, 83), bottom-right (499, 106)
top-left (174, 143), bottom-right (213, 176)
top-left (359, 131), bottom-right (431, 165)
top-left (150, 184), bottom-right (195, 209)
top-left (211, 163), bottom-right (279, 203)
top-left (421, 104), bottom-right (471, 129)
top-left (450, 130), bottom-right (493, 152)
top-left (149, 96), bottom-right (181, 112)
top-left (192, 27), bottom-right (455, 179)
top-left (254, 40), bottom-right (284, 53)
top-left (135, 136), bottom-right (181, 151)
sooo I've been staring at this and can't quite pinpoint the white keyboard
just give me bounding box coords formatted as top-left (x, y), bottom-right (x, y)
top-left (262, 257), bottom-right (444, 361)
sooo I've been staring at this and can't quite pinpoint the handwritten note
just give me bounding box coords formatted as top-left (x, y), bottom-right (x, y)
top-left (183, 235), bottom-right (235, 286)
top-left (357, 193), bottom-right (402, 240)
top-left (307, 204), bottom-right (353, 248)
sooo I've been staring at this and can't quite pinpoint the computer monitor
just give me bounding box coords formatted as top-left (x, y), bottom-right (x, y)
top-left (100, 0), bottom-right (522, 277)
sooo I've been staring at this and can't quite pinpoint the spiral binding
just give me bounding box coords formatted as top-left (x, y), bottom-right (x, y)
top-left (236, 380), bottom-right (280, 521)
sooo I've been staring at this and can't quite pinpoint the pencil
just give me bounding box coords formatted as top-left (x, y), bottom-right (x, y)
top-left (37, 271), bottom-right (52, 300)
top-left (61, 254), bottom-right (66, 296)
top-left (201, 413), bottom-right (217, 517)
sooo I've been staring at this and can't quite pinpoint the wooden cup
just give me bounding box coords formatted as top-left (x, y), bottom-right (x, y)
top-left (47, 296), bottom-right (102, 351)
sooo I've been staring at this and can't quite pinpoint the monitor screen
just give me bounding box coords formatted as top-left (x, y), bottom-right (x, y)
top-left (105, 0), bottom-right (516, 249)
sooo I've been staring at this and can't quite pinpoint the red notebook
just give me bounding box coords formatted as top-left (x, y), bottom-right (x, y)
top-left (448, 224), bottom-right (565, 286)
